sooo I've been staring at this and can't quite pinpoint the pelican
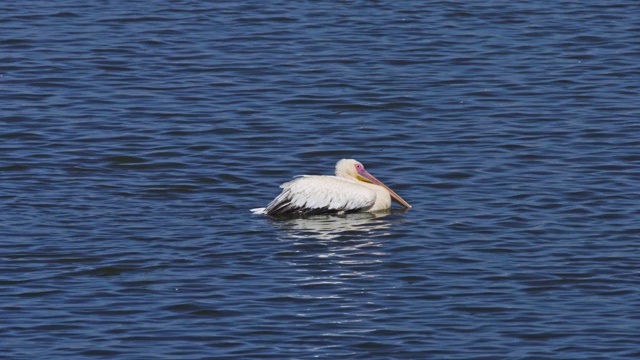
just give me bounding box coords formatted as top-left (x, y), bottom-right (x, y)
top-left (251, 159), bottom-right (412, 217)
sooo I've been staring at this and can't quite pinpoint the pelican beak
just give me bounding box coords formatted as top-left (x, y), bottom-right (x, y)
top-left (357, 168), bottom-right (412, 209)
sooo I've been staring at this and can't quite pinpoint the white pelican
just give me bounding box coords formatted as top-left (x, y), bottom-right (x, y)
top-left (251, 159), bottom-right (412, 217)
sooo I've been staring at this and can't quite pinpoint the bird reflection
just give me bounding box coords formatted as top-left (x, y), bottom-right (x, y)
top-left (267, 209), bottom-right (409, 299)
top-left (269, 209), bottom-right (405, 241)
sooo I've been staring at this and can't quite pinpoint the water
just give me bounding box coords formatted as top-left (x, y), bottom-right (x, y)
top-left (2, 1), bottom-right (640, 359)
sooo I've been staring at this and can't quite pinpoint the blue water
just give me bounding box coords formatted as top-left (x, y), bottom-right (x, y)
top-left (2, 1), bottom-right (640, 359)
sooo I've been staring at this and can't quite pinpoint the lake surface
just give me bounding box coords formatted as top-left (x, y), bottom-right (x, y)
top-left (2, 1), bottom-right (640, 359)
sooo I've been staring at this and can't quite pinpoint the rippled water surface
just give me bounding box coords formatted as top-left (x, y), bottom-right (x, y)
top-left (2, 1), bottom-right (640, 359)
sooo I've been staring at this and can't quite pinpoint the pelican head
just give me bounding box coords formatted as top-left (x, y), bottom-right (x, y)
top-left (335, 159), bottom-right (412, 209)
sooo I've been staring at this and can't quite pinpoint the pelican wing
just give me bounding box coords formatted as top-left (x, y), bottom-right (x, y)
top-left (264, 176), bottom-right (376, 216)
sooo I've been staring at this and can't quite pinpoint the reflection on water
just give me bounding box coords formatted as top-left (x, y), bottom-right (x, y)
top-left (270, 210), bottom-right (409, 278)
top-left (270, 210), bottom-right (406, 241)
top-left (270, 212), bottom-right (402, 299)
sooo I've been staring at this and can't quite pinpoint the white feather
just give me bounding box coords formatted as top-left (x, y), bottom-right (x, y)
top-left (264, 176), bottom-right (376, 215)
